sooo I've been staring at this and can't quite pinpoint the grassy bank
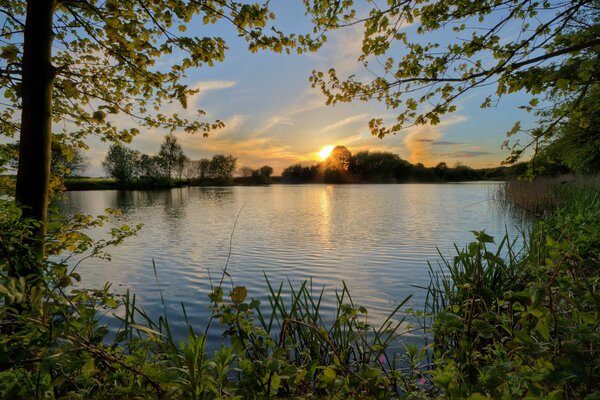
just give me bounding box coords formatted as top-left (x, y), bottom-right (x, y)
top-left (1, 178), bottom-right (598, 398)
top-left (426, 177), bottom-right (600, 398)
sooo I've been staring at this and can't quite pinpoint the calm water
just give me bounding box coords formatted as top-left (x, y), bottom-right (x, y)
top-left (56, 183), bottom-right (524, 342)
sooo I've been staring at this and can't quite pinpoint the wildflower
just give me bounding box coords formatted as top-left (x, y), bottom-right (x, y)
top-left (377, 355), bottom-right (386, 365)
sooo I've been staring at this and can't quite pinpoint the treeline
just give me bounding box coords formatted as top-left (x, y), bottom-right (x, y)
top-left (103, 134), bottom-right (237, 187)
top-left (281, 146), bottom-right (529, 184)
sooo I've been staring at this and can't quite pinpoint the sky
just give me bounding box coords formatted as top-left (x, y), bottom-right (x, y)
top-left (77, 3), bottom-right (537, 176)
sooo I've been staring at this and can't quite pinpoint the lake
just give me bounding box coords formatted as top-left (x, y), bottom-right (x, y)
top-left (56, 183), bottom-right (525, 342)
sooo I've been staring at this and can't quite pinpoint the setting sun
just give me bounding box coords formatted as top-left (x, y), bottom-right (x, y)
top-left (319, 145), bottom-right (335, 160)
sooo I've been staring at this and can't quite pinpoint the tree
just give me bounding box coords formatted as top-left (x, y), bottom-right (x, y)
top-left (1, 1), bottom-right (330, 250)
top-left (208, 154), bottom-right (237, 182)
top-left (323, 145), bottom-right (352, 183)
top-left (137, 154), bottom-right (162, 179)
top-left (158, 135), bottom-right (185, 178)
top-left (102, 144), bottom-right (139, 184)
top-left (281, 164), bottom-right (318, 183)
top-left (182, 158), bottom-right (201, 180)
top-left (51, 141), bottom-right (87, 178)
top-left (311, 1), bottom-right (600, 164)
top-left (541, 87), bottom-right (600, 174)
top-left (198, 158), bottom-right (211, 180)
top-left (258, 165), bottom-right (273, 178)
top-left (250, 165), bottom-right (274, 184)
top-left (239, 166), bottom-right (255, 178)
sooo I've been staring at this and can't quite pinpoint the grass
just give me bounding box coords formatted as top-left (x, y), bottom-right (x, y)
top-left (497, 174), bottom-right (600, 216)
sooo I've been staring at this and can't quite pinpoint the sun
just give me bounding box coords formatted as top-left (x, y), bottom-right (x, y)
top-left (319, 145), bottom-right (335, 160)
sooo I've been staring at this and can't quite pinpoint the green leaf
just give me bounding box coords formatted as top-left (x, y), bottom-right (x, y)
top-left (81, 358), bottom-right (95, 378)
top-left (319, 366), bottom-right (336, 384)
top-left (231, 286), bottom-right (247, 304)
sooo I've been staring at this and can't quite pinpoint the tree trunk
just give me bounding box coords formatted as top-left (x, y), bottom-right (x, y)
top-left (15, 0), bottom-right (56, 256)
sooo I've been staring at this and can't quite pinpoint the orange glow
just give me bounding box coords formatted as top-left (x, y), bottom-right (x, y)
top-left (319, 145), bottom-right (335, 160)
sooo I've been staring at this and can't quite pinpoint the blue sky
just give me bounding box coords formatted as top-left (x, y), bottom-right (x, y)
top-left (80, 3), bottom-right (537, 176)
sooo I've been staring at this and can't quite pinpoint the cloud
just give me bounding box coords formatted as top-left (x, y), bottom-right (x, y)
top-left (320, 114), bottom-right (369, 133)
top-left (402, 115), bottom-right (467, 165)
top-left (436, 151), bottom-right (491, 158)
top-left (188, 80), bottom-right (237, 107)
top-left (432, 140), bottom-right (464, 146)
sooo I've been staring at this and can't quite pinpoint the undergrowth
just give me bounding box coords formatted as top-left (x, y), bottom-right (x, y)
top-left (1, 179), bottom-right (599, 398)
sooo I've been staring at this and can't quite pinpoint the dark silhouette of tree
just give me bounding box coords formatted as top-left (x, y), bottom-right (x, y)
top-left (158, 135), bottom-right (185, 178)
top-left (239, 166), bottom-right (255, 178)
top-left (198, 159), bottom-right (211, 180)
top-left (103, 144), bottom-right (139, 184)
top-left (282, 164), bottom-right (318, 183)
top-left (259, 165), bottom-right (273, 178)
top-left (208, 154), bottom-right (237, 183)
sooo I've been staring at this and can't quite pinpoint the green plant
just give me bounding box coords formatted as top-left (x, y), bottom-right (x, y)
top-left (427, 184), bottom-right (600, 399)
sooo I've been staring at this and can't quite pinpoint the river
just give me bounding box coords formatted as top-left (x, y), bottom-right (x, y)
top-left (56, 183), bottom-right (525, 342)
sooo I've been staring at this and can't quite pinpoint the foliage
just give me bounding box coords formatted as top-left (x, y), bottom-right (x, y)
top-left (102, 143), bottom-right (140, 184)
top-left (427, 182), bottom-right (600, 398)
top-left (51, 140), bottom-right (87, 178)
top-left (0, 198), bottom-right (432, 399)
top-left (541, 87), bottom-right (600, 175)
top-left (0, 0), bottom-right (332, 143)
top-left (159, 134), bottom-right (185, 178)
top-left (238, 165), bottom-right (274, 185)
top-left (499, 175), bottom-right (600, 216)
top-left (281, 164), bottom-right (319, 184)
top-left (282, 148), bottom-right (521, 184)
top-left (206, 154), bottom-right (238, 184)
top-left (310, 0), bottom-right (600, 165)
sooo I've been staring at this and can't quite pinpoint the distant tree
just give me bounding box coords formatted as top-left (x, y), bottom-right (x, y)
top-left (103, 144), bottom-right (139, 183)
top-left (137, 154), bottom-right (161, 179)
top-left (209, 154), bottom-right (237, 182)
top-left (282, 164), bottom-right (318, 183)
top-left (239, 166), bottom-right (255, 178)
top-left (51, 141), bottom-right (86, 177)
top-left (248, 165), bottom-right (274, 184)
top-left (323, 146), bottom-right (352, 183)
top-left (182, 159), bottom-right (201, 181)
top-left (349, 151), bottom-right (401, 182)
top-left (158, 135), bottom-right (185, 178)
top-left (434, 162), bottom-right (448, 179)
top-left (198, 159), bottom-right (211, 180)
top-left (394, 159), bottom-right (415, 183)
top-left (326, 146), bottom-right (351, 171)
top-left (259, 165), bottom-right (273, 179)
top-left (175, 153), bottom-right (187, 180)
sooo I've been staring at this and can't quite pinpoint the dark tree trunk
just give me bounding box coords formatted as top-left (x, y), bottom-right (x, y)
top-left (15, 0), bottom-right (56, 256)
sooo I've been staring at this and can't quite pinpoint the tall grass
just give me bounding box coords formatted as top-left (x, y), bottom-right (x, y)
top-left (497, 174), bottom-right (600, 216)
top-left (425, 179), bottom-right (600, 398)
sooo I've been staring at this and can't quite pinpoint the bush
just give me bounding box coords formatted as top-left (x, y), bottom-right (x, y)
top-left (428, 184), bottom-right (600, 398)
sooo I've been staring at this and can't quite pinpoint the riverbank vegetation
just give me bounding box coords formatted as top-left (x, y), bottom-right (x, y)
top-left (2, 0), bottom-right (599, 398)
top-left (282, 147), bottom-right (535, 184)
top-left (102, 135), bottom-right (239, 188)
top-left (1, 177), bottom-right (599, 398)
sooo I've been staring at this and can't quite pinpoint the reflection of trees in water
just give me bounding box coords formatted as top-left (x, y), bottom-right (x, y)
top-left (195, 187), bottom-right (235, 204)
